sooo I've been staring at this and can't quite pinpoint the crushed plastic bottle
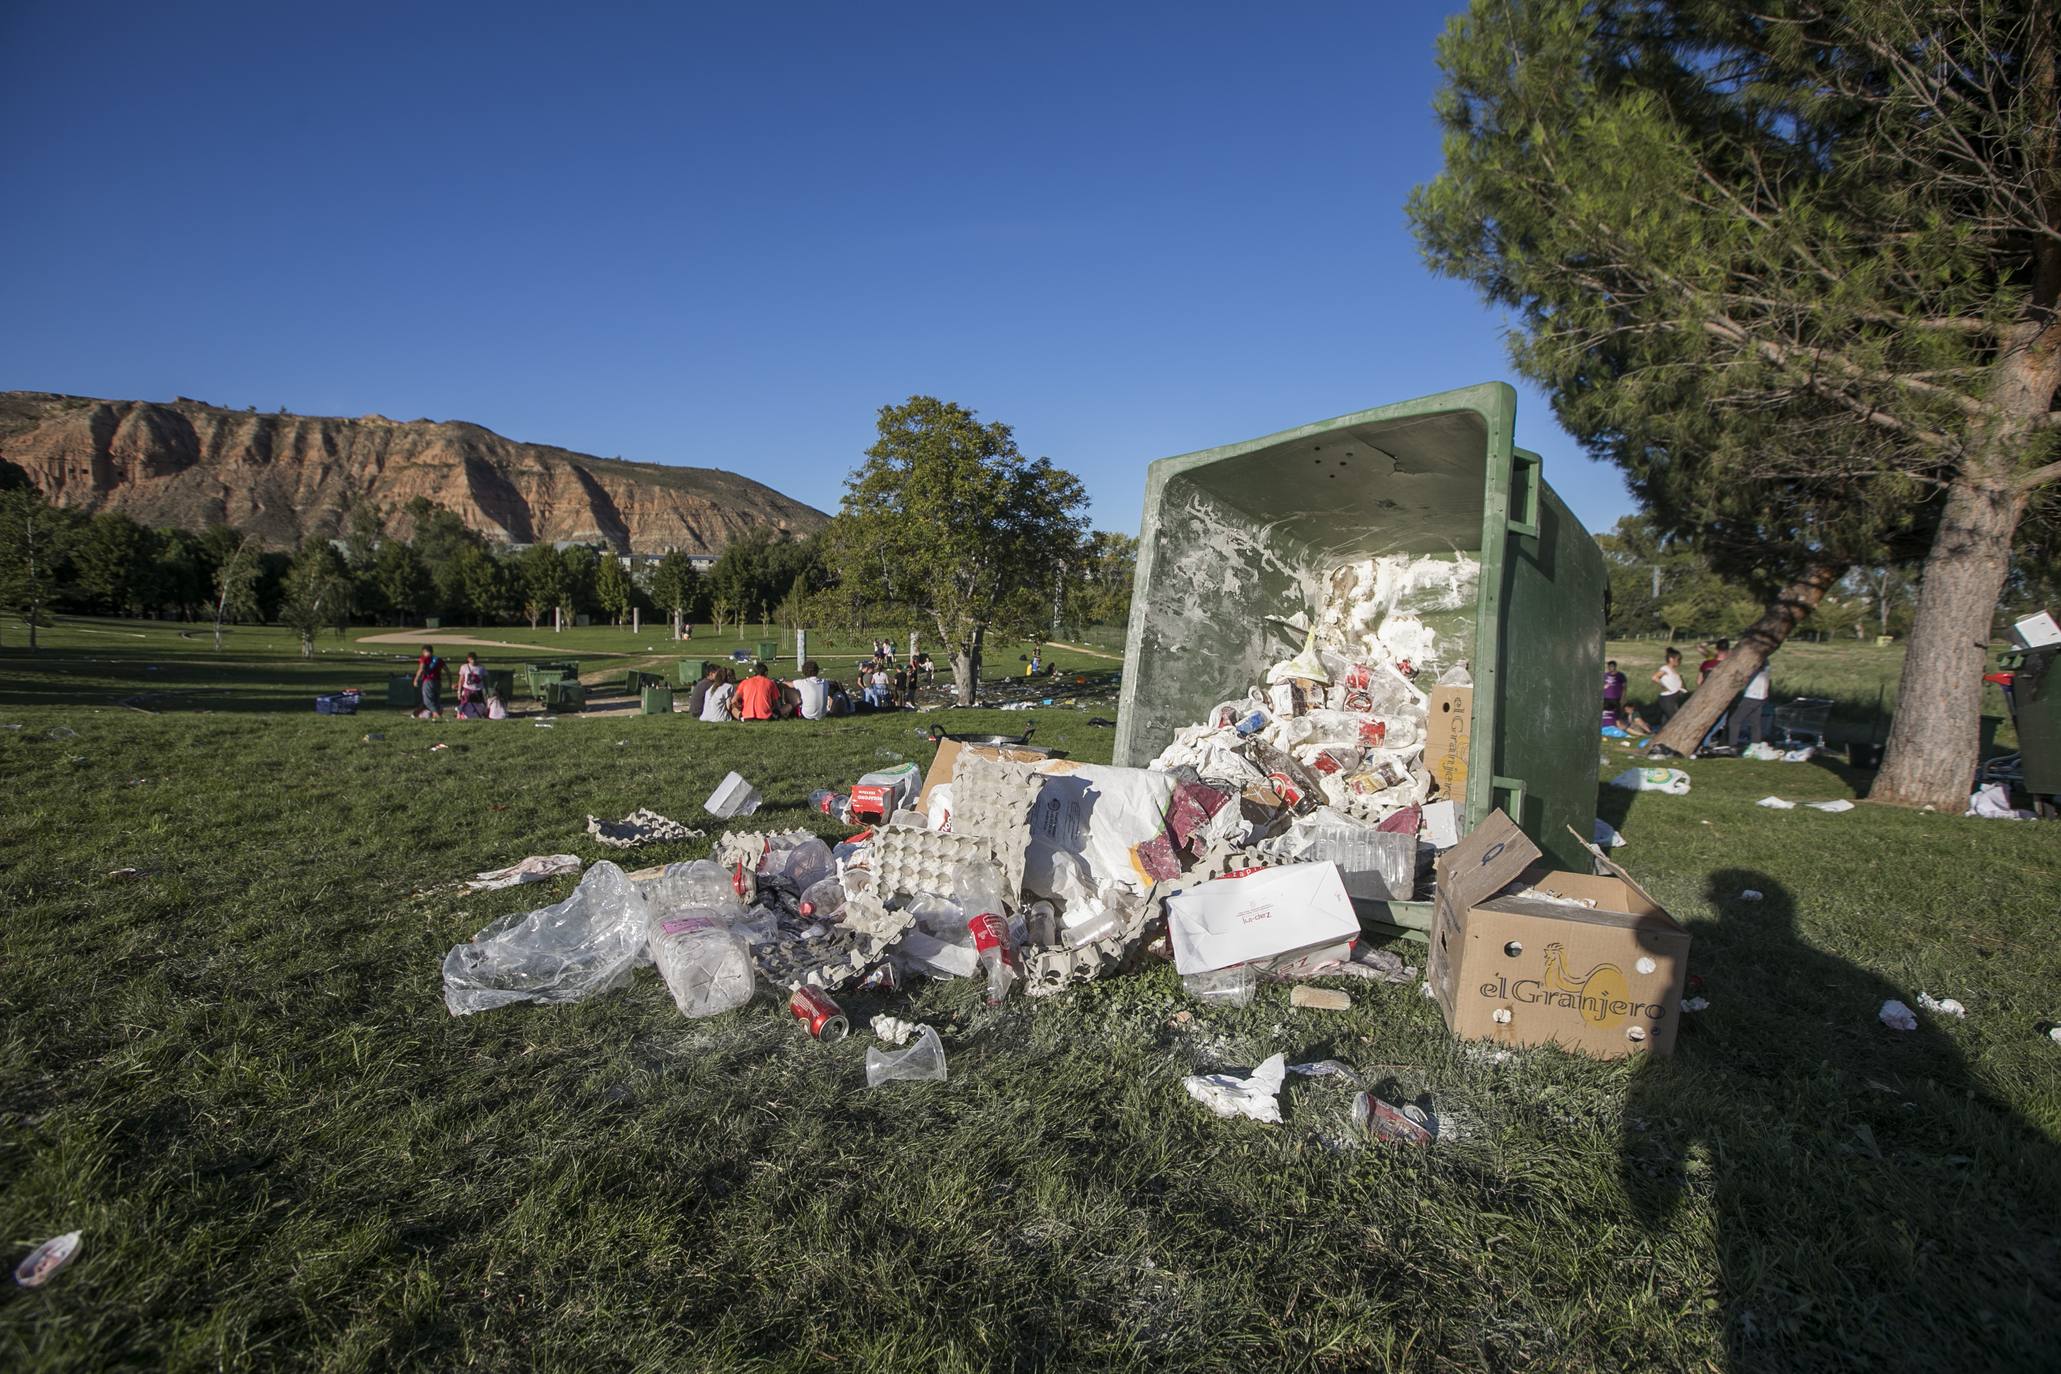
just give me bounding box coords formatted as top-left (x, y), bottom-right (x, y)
top-left (646, 859), bottom-right (737, 912)
top-left (648, 907), bottom-right (755, 1017)
top-left (808, 788), bottom-right (853, 823)
top-left (761, 837), bottom-right (833, 892)
top-left (798, 876), bottom-right (847, 921)
top-left (954, 859), bottom-right (1018, 1006)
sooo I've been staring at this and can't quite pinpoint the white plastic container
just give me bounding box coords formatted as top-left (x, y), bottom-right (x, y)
top-left (704, 771), bottom-right (762, 818)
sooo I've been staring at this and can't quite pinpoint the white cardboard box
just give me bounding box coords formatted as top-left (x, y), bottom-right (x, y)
top-left (1166, 862), bottom-right (1361, 975)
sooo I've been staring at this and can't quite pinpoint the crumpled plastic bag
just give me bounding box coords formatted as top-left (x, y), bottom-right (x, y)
top-left (1966, 783), bottom-right (2032, 819)
top-left (442, 861), bottom-right (653, 1015)
top-left (1879, 999), bottom-right (1918, 1032)
top-left (1182, 1053), bottom-right (1288, 1123)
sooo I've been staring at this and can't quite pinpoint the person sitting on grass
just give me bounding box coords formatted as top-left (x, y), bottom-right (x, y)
top-left (793, 660), bottom-right (830, 721)
top-left (733, 662), bottom-right (779, 721)
top-left (486, 690), bottom-right (509, 720)
top-left (826, 679), bottom-right (854, 716)
top-left (865, 662), bottom-right (893, 709)
top-left (698, 667), bottom-right (735, 722)
top-left (413, 644), bottom-right (444, 720)
top-left (684, 663), bottom-right (721, 719)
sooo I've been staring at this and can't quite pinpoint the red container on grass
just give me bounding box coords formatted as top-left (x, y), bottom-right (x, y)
top-left (787, 986), bottom-right (849, 1040)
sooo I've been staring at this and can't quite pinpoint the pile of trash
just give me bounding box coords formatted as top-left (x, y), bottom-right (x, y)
top-left (441, 554), bottom-right (1510, 1088)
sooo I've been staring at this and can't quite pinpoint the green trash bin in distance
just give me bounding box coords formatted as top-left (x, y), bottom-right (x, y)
top-left (386, 674), bottom-right (416, 708)
top-left (486, 668), bottom-right (516, 702)
top-left (1113, 382), bottom-right (1606, 931)
top-left (541, 679), bottom-right (587, 712)
top-left (755, 639), bottom-right (778, 663)
top-left (642, 684), bottom-right (674, 715)
top-left (2003, 646), bottom-right (2059, 797)
top-left (676, 658), bottom-right (702, 686)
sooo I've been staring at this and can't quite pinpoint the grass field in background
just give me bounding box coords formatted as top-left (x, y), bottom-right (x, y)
top-left (3, 620), bottom-right (2058, 1371)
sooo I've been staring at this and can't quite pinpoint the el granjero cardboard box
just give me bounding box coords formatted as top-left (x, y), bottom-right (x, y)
top-left (1429, 809), bottom-right (1690, 1059)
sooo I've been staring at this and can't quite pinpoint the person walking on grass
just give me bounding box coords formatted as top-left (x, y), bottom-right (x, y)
top-left (413, 644), bottom-right (445, 720)
top-left (1652, 647), bottom-right (1686, 727)
top-left (456, 652), bottom-right (487, 718)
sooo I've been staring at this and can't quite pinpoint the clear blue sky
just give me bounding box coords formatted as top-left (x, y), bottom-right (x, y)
top-left (0, 1), bottom-right (1634, 539)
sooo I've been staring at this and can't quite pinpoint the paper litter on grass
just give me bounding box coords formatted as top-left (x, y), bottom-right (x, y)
top-left (1879, 999), bottom-right (1918, 1031)
top-left (466, 854), bottom-right (582, 891)
top-left (1183, 1053), bottom-right (1289, 1123)
top-left (1758, 796), bottom-right (1855, 812)
top-left (1917, 992), bottom-right (1967, 1019)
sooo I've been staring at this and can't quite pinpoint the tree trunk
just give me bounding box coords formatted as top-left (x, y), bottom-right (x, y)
top-left (951, 647), bottom-right (976, 705)
top-left (1652, 562), bottom-right (1846, 756)
top-left (1868, 470), bottom-right (2028, 809)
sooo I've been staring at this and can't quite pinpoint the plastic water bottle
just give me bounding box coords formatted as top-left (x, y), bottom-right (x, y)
top-left (808, 789), bottom-right (852, 823)
top-left (647, 908), bottom-right (754, 1017)
top-left (762, 837), bottom-right (833, 892)
top-left (953, 859), bottom-right (1017, 1006)
top-left (798, 876), bottom-right (846, 921)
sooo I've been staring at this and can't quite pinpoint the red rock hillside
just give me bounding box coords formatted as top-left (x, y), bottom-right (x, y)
top-left (0, 392), bottom-right (828, 554)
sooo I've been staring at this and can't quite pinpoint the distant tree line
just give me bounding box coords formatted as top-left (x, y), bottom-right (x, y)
top-left (0, 456), bottom-right (1139, 667)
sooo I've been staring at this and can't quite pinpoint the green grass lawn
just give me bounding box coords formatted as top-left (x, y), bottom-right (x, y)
top-left (3, 621), bottom-right (2058, 1372)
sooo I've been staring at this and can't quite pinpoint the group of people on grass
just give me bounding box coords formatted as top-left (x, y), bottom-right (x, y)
top-left (1602, 638), bottom-right (1774, 748)
top-left (411, 646), bottom-right (507, 721)
top-left (685, 655), bottom-right (931, 722)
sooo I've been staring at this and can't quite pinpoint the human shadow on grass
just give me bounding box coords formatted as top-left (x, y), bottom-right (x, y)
top-left (1622, 870), bottom-right (2061, 1373)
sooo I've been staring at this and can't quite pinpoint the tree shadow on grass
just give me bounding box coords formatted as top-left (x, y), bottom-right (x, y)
top-left (1623, 870), bottom-right (2061, 1372)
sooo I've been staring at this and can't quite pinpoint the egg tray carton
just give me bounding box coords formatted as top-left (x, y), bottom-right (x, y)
top-left (1189, 837), bottom-right (1273, 882)
top-left (869, 826), bottom-right (1004, 903)
top-left (948, 752), bottom-right (1042, 894)
top-left (1022, 904), bottom-right (1156, 998)
top-left (713, 828), bottom-right (817, 870)
top-left (751, 923), bottom-right (873, 991)
top-left (839, 889), bottom-right (916, 957)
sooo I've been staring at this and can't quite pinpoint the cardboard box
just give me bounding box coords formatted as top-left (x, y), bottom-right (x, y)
top-left (1428, 810), bottom-right (1689, 1059)
top-left (1166, 861), bottom-right (1361, 975)
top-left (1427, 685), bottom-right (1472, 796)
top-left (919, 739), bottom-right (1050, 806)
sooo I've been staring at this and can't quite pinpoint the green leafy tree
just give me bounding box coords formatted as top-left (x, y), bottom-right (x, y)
top-left (518, 545), bottom-right (568, 629)
top-left (0, 488), bottom-right (70, 650)
top-left (648, 550), bottom-right (703, 638)
top-left (371, 539), bottom-right (432, 626)
top-left (558, 546), bottom-right (600, 623)
top-left (1410, 0), bottom-right (2061, 807)
top-left (827, 396), bottom-right (1088, 704)
top-left (1064, 530), bottom-right (1138, 628)
top-left (280, 540), bottom-right (353, 657)
top-left (448, 545), bottom-right (510, 625)
top-left (70, 513), bottom-right (157, 615)
top-left (595, 553), bottom-right (633, 626)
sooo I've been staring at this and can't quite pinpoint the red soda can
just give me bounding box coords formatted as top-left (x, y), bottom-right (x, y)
top-left (787, 986), bottom-right (848, 1040)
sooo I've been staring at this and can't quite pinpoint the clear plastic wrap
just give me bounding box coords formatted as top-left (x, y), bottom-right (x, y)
top-left (442, 862), bottom-right (653, 1015)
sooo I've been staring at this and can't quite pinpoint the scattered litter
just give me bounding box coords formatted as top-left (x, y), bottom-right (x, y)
top-left (871, 1014), bottom-right (918, 1046)
top-left (1966, 783), bottom-right (2033, 820)
top-left (1591, 818), bottom-right (1626, 848)
top-left (1290, 986), bottom-right (1351, 1011)
top-left (1608, 767), bottom-right (1690, 794)
top-left (704, 771), bottom-right (762, 819)
top-left (361, 732), bottom-right (385, 742)
top-left (1879, 999), bottom-right (1918, 1032)
top-left (866, 1025), bottom-right (947, 1087)
top-left (1326, 946), bottom-right (1417, 984)
top-left (1738, 889), bottom-right (1763, 902)
top-left (442, 862), bottom-right (651, 1014)
top-left (1681, 996), bottom-right (1709, 1013)
top-left (1182, 1053), bottom-right (1288, 1124)
top-left (1917, 992), bottom-right (1967, 1019)
top-left (465, 854), bottom-right (582, 891)
top-left (1756, 796), bottom-right (1796, 810)
top-left (2041, 1022), bottom-right (2061, 1045)
top-left (586, 809), bottom-right (704, 849)
top-left (429, 742), bottom-right (449, 752)
top-left (14, 1231), bottom-right (81, 1288)
top-left (533, 720), bottom-right (555, 729)
top-left (1358, 1096), bottom-right (1435, 1146)
top-left (1759, 796), bottom-right (1856, 812)
top-left (46, 726), bottom-right (78, 741)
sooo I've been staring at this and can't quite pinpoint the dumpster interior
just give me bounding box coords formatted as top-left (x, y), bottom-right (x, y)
top-left (1119, 407), bottom-right (1497, 768)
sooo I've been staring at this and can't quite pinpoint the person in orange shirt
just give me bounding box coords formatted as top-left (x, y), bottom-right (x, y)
top-left (732, 662), bottom-right (780, 720)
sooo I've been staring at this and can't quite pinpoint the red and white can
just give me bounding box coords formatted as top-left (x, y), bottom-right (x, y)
top-left (786, 986), bottom-right (848, 1040)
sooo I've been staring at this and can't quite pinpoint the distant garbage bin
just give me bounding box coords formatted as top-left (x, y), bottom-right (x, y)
top-left (540, 679), bottom-right (586, 712)
top-left (1114, 382), bottom-right (1606, 922)
top-left (2001, 646), bottom-right (2058, 798)
top-left (486, 668), bottom-right (515, 702)
top-left (755, 639), bottom-right (778, 663)
top-left (386, 675), bottom-right (416, 707)
top-left (642, 684), bottom-right (674, 715)
top-left (677, 658), bottom-right (703, 686)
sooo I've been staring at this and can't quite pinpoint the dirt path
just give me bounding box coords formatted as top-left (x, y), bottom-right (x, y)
top-left (1047, 640), bottom-right (1124, 662)
top-left (352, 632), bottom-right (636, 657)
